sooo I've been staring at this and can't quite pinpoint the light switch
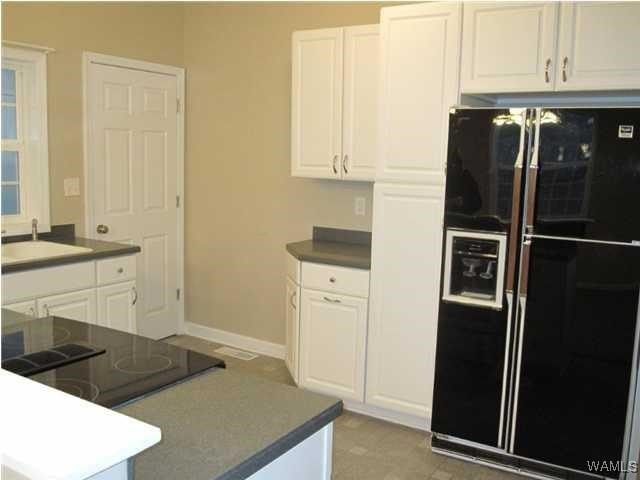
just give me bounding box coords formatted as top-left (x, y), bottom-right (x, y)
top-left (64, 177), bottom-right (81, 197)
top-left (354, 197), bottom-right (366, 216)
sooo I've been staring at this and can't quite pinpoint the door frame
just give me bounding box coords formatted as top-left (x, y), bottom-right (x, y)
top-left (82, 51), bottom-right (185, 334)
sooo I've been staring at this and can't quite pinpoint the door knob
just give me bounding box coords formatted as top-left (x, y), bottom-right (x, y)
top-left (96, 224), bottom-right (109, 234)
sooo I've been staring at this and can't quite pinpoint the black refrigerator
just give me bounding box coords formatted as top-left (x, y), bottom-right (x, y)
top-left (431, 107), bottom-right (640, 480)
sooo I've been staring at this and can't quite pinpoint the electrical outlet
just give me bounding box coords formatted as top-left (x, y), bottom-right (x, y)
top-left (64, 177), bottom-right (81, 197)
top-left (354, 197), bottom-right (366, 216)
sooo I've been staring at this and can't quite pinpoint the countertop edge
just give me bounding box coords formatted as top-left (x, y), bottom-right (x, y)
top-left (285, 243), bottom-right (371, 270)
top-left (217, 400), bottom-right (343, 480)
top-left (1, 369), bottom-right (161, 480)
top-left (2, 245), bottom-right (141, 274)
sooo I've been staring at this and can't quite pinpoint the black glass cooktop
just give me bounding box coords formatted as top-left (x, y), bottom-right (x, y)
top-left (1, 312), bottom-right (225, 408)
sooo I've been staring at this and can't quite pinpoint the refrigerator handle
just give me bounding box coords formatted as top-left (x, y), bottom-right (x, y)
top-left (498, 291), bottom-right (514, 448)
top-left (524, 108), bottom-right (542, 235)
top-left (505, 110), bottom-right (528, 295)
top-left (509, 237), bottom-right (532, 453)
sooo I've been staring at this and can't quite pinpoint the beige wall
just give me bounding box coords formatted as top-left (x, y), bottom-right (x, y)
top-left (183, 3), bottom-right (384, 344)
top-left (2, 2), bottom-right (385, 345)
top-left (1, 2), bottom-right (184, 232)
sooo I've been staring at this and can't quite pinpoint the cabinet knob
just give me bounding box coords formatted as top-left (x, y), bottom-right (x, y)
top-left (329, 277), bottom-right (336, 283)
top-left (332, 155), bottom-right (338, 175)
top-left (96, 224), bottom-right (109, 234)
top-left (562, 56), bottom-right (568, 82)
top-left (343, 155), bottom-right (349, 175)
top-left (132, 286), bottom-right (138, 306)
top-left (117, 267), bottom-right (124, 274)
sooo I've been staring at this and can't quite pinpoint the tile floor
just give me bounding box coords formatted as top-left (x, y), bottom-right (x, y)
top-left (165, 335), bottom-right (522, 480)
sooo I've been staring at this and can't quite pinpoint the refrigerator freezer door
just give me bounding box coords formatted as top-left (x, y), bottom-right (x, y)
top-left (445, 108), bottom-right (527, 233)
top-left (512, 238), bottom-right (640, 474)
top-left (532, 108), bottom-right (640, 244)
top-left (431, 299), bottom-right (510, 448)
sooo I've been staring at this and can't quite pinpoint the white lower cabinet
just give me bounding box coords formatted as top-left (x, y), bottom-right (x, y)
top-left (285, 276), bottom-right (300, 383)
top-left (3, 299), bottom-right (37, 317)
top-left (37, 289), bottom-right (97, 324)
top-left (97, 281), bottom-right (137, 333)
top-left (299, 289), bottom-right (367, 402)
top-left (2, 254), bottom-right (137, 334)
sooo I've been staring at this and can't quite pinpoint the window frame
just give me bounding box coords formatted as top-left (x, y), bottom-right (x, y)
top-left (1, 46), bottom-right (50, 236)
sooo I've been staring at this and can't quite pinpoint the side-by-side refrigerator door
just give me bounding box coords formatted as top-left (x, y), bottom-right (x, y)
top-left (431, 108), bottom-right (529, 449)
top-left (510, 237), bottom-right (640, 476)
top-left (530, 107), bottom-right (640, 244)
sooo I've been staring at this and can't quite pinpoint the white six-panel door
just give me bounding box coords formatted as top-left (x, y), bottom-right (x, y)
top-left (342, 24), bottom-right (379, 181)
top-left (555, 2), bottom-right (640, 91)
top-left (87, 61), bottom-right (179, 339)
top-left (377, 2), bottom-right (461, 185)
top-left (461, 2), bottom-right (559, 93)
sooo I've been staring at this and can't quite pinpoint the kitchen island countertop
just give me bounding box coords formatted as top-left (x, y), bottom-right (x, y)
top-left (118, 367), bottom-right (342, 480)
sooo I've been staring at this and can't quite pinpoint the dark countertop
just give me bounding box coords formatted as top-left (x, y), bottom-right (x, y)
top-left (286, 240), bottom-right (371, 270)
top-left (118, 369), bottom-right (342, 480)
top-left (2, 237), bottom-right (140, 274)
top-left (2, 309), bottom-right (342, 480)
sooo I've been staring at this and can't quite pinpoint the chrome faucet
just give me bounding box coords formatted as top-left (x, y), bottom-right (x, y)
top-left (31, 218), bottom-right (38, 241)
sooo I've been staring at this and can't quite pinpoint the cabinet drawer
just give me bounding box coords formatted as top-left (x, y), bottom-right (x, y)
top-left (301, 262), bottom-right (369, 298)
top-left (2, 262), bottom-right (95, 304)
top-left (97, 255), bottom-right (136, 286)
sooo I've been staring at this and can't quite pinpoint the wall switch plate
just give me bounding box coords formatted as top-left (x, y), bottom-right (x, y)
top-left (354, 197), bottom-right (366, 216)
top-left (64, 177), bottom-right (81, 197)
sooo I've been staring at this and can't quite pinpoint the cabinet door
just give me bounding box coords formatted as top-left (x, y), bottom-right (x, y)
top-left (285, 277), bottom-right (300, 384)
top-left (556, 2), bottom-right (640, 91)
top-left (97, 281), bottom-right (137, 333)
top-left (37, 289), bottom-right (97, 324)
top-left (377, 3), bottom-right (461, 185)
top-left (291, 28), bottom-right (343, 179)
top-left (299, 289), bottom-right (367, 402)
top-left (367, 183), bottom-right (445, 420)
top-left (461, 3), bottom-right (558, 93)
top-left (3, 299), bottom-right (37, 318)
top-left (342, 24), bottom-right (379, 182)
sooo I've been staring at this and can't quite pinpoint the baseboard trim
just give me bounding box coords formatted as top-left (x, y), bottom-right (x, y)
top-left (342, 399), bottom-right (430, 431)
top-left (184, 322), bottom-right (285, 360)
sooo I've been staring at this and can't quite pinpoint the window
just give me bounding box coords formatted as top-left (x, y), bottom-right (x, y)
top-left (1, 46), bottom-right (50, 235)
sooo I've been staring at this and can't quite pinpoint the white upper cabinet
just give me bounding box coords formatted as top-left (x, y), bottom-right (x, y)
top-left (291, 25), bottom-right (378, 182)
top-left (556, 2), bottom-right (640, 91)
top-left (460, 2), bottom-right (640, 94)
top-left (377, 2), bottom-right (461, 185)
top-left (291, 28), bottom-right (344, 179)
top-left (342, 24), bottom-right (379, 181)
top-left (460, 3), bottom-right (559, 93)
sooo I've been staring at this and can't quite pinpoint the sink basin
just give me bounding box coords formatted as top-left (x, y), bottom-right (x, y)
top-left (1, 241), bottom-right (93, 265)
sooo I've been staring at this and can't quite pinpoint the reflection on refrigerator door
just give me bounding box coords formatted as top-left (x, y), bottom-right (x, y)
top-left (512, 238), bottom-right (640, 475)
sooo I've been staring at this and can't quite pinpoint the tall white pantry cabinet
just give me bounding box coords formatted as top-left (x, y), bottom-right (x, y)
top-left (367, 3), bottom-right (461, 424)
